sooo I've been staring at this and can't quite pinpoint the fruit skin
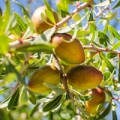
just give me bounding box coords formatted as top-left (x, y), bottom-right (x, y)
top-left (32, 6), bottom-right (59, 34)
top-left (51, 33), bottom-right (85, 64)
top-left (85, 88), bottom-right (105, 114)
top-left (27, 65), bottom-right (60, 94)
top-left (67, 65), bottom-right (103, 90)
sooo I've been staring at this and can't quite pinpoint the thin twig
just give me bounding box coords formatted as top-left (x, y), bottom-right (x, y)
top-left (52, 54), bottom-right (74, 104)
top-left (84, 45), bottom-right (120, 54)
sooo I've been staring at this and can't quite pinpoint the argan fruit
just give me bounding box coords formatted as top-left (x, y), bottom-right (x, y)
top-left (67, 65), bottom-right (103, 90)
top-left (27, 65), bottom-right (60, 94)
top-left (51, 33), bottom-right (85, 64)
top-left (32, 6), bottom-right (59, 34)
top-left (85, 88), bottom-right (105, 114)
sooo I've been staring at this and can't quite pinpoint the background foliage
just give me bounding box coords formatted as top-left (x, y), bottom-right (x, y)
top-left (0, 0), bottom-right (120, 120)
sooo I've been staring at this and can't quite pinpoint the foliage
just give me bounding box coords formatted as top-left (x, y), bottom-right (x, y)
top-left (0, 0), bottom-right (120, 120)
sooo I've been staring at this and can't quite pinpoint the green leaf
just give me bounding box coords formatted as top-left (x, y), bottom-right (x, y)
top-left (0, 95), bottom-right (11, 108)
top-left (43, 95), bottom-right (62, 112)
top-left (1, 0), bottom-right (11, 33)
top-left (0, 109), bottom-right (10, 120)
top-left (0, 88), bottom-right (11, 94)
top-left (112, 0), bottom-right (120, 9)
top-left (14, 0), bottom-right (30, 18)
top-left (0, 34), bottom-right (9, 54)
top-left (98, 31), bottom-right (110, 44)
top-left (57, 26), bottom-right (72, 33)
top-left (112, 110), bottom-right (117, 120)
top-left (27, 90), bottom-right (36, 105)
top-left (45, 9), bottom-right (56, 24)
top-left (104, 11), bottom-right (117, 20)
top-left (44, 0), bottom-right (53, 13)
top-left (6, 60), bottom-right (25, 84)
top-left (88, 11), bottom-right (94, 21)
top-left (100, 53), bottom-right (115, 73)
top-left (29, 103), bottom-right (40, 117)
top-left (32, 27), bottom-right (56, 43)
top-left (108, 25), bottom-right (120, 40)
top-left (8, 88), bottom-right (19, 110)
top-left (43, 82), bottom-right (66, 94)
top-left (19, 86), bottom-right (28, 105)
top-left (14, 12), bottom-right (27, 32)
top-left (97, 102), bottom-right (112, 119)
top-left (17, 43), bottom-right (54, 53)
top-left (94, 0), bottom-right (110, 7)
top-left (106, 53), bottom-right (117, 59)
top-left (112, 41), bottom-right (120, 50)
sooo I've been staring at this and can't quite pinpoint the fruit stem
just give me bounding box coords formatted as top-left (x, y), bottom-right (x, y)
top-left (52, 54), bottom-right (74, 104)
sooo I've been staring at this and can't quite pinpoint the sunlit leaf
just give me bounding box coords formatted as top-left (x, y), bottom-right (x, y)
top-left (14, 0), bottom-right (30, 18)
top-left (0, 34), bottom-right (9, 54)
top-left (94, 0), bottom-right (110, 7)
top-left (100, 53), bottom-right (115, 73)
top-left (108, 25), bottom-right (120, 40)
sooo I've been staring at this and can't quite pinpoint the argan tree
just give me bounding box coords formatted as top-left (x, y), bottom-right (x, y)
top-left (0, 0), bottom-right (120, 120)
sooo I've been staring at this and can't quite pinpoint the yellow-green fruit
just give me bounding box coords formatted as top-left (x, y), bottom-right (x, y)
top-left (32, 6), bottom-right (59, 34)
top-left (27, 65), bottom-right (60, 94)
top-left (67, 65), bottom-right (103, 90)
top-left (51, 33), bottom-right (85, 64)
top-left (85, 88), bottom-right (105, 114)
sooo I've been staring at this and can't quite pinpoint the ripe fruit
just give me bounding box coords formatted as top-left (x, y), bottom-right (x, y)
top-left (27, 65), bottom-right (60, 94)
top-left (67, 65), bottom-right (103, 90)
top-left (85, 88), bottom-right (105, 114)
top-left (51, 33), bottom-right (85, 64)
top-left (32, 6), bottom-right (59, 34)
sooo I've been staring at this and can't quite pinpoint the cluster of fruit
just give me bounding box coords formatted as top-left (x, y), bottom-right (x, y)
top-left (27, 6), bottom-right (105, 115)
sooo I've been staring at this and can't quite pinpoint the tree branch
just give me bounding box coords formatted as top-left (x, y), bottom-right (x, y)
top-left (84, 45), bottom-right (120, 54)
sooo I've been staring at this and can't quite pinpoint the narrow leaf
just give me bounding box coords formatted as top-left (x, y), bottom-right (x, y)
top-left (27, 90), bottom-right (36, 105)
top-left (94, 0), bottom-right (110, 7)
top-left (108, 25), bottom-right (120, 40)
top-left (97, 102), bottom-right (112, 119)
top-left (112, 110), bottom-right (117, 120)
top-left (43, 95), bottom-right (62, 112)
top-left (100, 53), bottom-right (115, 73)
top-left (17, 43), bottom-right (54, 53)
top-left (14, 1), bottom-right (30, 18)
top-left (29, 103), bottom-right (40, 117)
top-left (112, 0), bottom-right (120, 9)
top-left (8, 88), bottom-right (19, 110)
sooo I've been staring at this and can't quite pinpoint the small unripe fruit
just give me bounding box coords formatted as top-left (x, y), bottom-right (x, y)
top-left (87, 50), bottom-right (97, 58)
top-left (67, 65), bottom-right (103, 90)
top-left (27, 65), bottom-right (60, 94)
top-left (32, 6), bottom-right (59, 34)
top-left (51, 33), bottom-right (85, 64)
top-left (85, 88), bottom-right (105, 114)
